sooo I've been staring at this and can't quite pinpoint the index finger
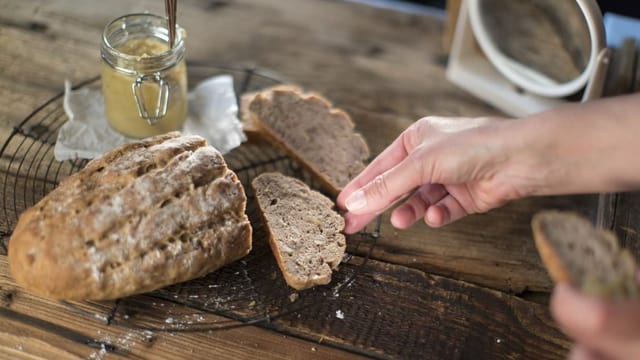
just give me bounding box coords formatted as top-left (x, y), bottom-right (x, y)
top-left (337, 120), bottom-right (423, 209)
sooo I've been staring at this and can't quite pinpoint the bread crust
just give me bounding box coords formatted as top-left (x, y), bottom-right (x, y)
top-left (531, 214), bottom-right (573, 284)
top-left (247, 87), bottom-right (369, 197)
top-left (9, 133), bottom-right (252, 300)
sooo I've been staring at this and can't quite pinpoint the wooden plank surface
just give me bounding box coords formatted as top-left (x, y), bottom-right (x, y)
top-left (0, 0), bottom-right (597, 294)
top-left (1, 244), bottom-right (571, 359)
top-left (0, 257), bottom-right (368, 360)
top-left (0, 0), bottom-right (596, 358)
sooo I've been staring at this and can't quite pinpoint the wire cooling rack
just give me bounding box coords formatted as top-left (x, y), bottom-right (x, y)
top-left (0, 64), bottom-right (386, 356)
top-left (0, 64), bottom-right (287, 238)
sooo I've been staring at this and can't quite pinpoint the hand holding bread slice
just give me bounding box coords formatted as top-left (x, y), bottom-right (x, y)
top-left (532, 210), bottom-right (639, 299)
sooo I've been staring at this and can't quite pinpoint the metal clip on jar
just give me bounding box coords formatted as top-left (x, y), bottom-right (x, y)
top-left (101, 13), bottom-right (188, 138)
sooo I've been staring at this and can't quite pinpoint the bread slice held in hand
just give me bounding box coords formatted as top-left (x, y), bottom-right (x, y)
top-left (9, 132), bottom-right (252, 300)
top-left (248, 87), bottom-right (370, 197)
top-left (532, 210), bottom-right (639, 299)
top-left (252, 172), bottom-right (346, 290)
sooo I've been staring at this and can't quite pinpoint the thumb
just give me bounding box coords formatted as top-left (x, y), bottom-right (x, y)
top-left (551, 283), bottom-right (640, 360)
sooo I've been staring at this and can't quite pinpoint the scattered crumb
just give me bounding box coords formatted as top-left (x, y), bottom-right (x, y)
top-left (93, 313), bottom-right (108, 323)
top-left (311, 347), bottom-right (317, 352)
top-left (248, 300), bottom-right (256, 308)
top-left (88, 343), bottom-right (107, 360)
top-left (289, 293), bottom-right (299, 303)
top-left (165, 317), bottom-right (174, 324)
top-left (335, 310), bottom-right (344, 319)
top-left (496, 338), bottom-right (502, 344)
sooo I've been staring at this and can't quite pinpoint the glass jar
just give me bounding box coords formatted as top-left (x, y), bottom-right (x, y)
top-left (101, 13), bottom-right (188, 138)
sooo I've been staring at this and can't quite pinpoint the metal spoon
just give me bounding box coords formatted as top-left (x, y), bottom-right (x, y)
top-left (166, 0), bottom-right (177, 48)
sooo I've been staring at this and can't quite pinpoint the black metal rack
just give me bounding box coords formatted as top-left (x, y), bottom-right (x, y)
top-left (0, 65), bottom-right (382, 346)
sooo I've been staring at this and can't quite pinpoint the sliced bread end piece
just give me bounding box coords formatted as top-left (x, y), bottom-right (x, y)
top-left (252, 172), bottom-right (346, 290)
top-left (239, 84), bottom-right (304, 142)
top-left (532, 210), bottom-right (639, 299)
top-left (248, 88), bottom-right (369, 197)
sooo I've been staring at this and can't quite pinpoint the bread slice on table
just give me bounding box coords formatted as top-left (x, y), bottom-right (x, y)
top-left (9, 132), bottom-right (252, 300)
top-left (239, 84), bottom-right (303, 140)
top-left (532, 210), bottom-right (639, 299)
top-left (252, 172), bottom-right (346, 290)
top-left (247, 87), bottom-right (370, 197)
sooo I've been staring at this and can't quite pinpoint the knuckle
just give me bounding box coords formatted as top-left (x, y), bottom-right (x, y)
top-left (365, 174), bottom-right (390, 201)
top-left (403, 119), bottom-right (428, 152)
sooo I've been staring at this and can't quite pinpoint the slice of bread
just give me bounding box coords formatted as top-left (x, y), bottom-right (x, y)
top-left (239, 85), bottom-right (304, 142)
top-left (532, 210), bottom-right (639, 299)
top-left (252, 172), bottom-right (346, 290)
top-left (248, 88), bottom-right (370, 197)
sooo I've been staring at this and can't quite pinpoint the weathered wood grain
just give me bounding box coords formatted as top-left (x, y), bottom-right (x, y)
top-left (350, 195), bottom-right (598, 294)
top-left (1, 245), bottom-right (571, 360)
top-left (0, 0), bottom-right (599, 295)
top-left (0, 256), bottom-right (367, 360)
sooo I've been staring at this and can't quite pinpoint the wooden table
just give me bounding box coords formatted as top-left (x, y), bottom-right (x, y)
top-left (0, 0), bottom-right (601, 358)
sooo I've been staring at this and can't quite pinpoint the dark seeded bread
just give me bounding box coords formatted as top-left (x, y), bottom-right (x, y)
top-left (532, 211), bottom-right (639, 299)
top-left (9, 132), bottom-right (252, 300)
top-left (248, 88), bottom-right (370, 197)
top-left (239, 84), bottom-right (303, 141)
top-left (252, 172), bottom-right (346, 290)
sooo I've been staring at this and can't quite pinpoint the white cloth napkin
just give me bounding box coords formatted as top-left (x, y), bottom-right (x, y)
top-left (54, 75), bottom-right (246, 161)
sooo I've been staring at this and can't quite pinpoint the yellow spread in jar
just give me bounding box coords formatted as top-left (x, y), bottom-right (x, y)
top-left (102, 37), bottom-right (188, 139)
top-left (116, 37), bottom-right (169, 57)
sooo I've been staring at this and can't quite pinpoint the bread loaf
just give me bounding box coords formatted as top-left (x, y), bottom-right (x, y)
top-left (9, 132), bottom-right (252, 300)
top-left (248, 87), bottom-right (369, 196)
top-left (252, 172), bottom-right (345, 290)
top-left (532, 210), bottom-right (639, 299)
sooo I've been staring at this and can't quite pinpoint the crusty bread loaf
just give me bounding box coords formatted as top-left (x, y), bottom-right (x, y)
top-left (248, 88), bottom-right (370, 197)
top-left (532, 210), bottom-right (639, 299)
top-left (252, 172), bottom-right (345, 290)
top-left (9, 132), bottom-right (252, 300)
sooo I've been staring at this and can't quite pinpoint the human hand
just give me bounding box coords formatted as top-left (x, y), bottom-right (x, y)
top-left (337, 116), bottom-right (538, 234)
top-left (551, 283), bottom-right (640, 360)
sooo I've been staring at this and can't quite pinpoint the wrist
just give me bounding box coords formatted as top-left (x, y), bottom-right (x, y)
top-left (502, 94), bottom-right (640, 196)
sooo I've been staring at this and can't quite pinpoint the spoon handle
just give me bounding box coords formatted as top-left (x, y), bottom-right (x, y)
top-left (166, 0), bottom-right (177, 48)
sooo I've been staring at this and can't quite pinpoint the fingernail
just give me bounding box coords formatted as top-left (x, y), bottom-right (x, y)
top-left (345, 190), bottom-right (366, 211)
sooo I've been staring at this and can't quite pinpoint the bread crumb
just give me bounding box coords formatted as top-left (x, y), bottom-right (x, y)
top-left (335, 310), bottom-right (344, 319)
top-left (311, 347), bottom-right (317, 352)
top-left (289, 293), bottom-right (299, 302)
